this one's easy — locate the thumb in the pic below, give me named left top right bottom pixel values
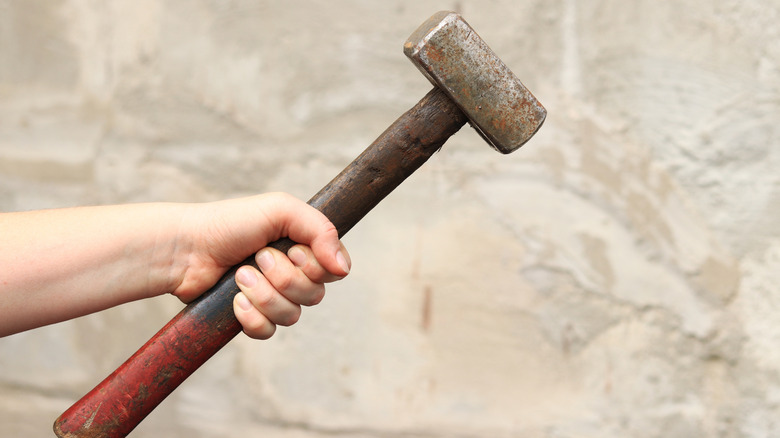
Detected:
left=251, top=193, right=349, bottom=276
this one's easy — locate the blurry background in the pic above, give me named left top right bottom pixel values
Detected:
left=1, top=1, right=779, bottom=437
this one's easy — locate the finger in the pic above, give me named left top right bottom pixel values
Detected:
left=233, top=292, right=276, bottom=340
left=287, top=244, right=350, bottom=284
left=258, top=193, right=349, bottom=277
left=256, top=247, right=326, bottom=307
left=235, top=264, right=301, bottom=326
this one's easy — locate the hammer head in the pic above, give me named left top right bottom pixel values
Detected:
left=404, top=11, right=546, bottom=154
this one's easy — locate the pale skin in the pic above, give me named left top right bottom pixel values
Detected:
left=0, top=192, right=350, bottom=339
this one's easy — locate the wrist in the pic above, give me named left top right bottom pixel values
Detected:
left=142, top=203, right=196, bottom=300
left=164, top=202, right=223, bottom=303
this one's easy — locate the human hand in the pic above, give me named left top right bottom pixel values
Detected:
left=173, top=193, right=350, bottom=339
left=233, top=241, right=349, bottom=339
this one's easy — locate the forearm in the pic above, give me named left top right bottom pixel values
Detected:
left=0, top=203, right=188, bottom=336
left=0, top=193, right=351, bottom=338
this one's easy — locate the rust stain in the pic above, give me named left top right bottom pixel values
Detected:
left=421, top=285, right=433, bottom=332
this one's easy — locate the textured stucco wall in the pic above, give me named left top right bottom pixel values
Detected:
left=1, top=1, right=779, bottom=437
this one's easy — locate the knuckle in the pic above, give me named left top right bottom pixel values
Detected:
left=304, top=285, right=326, bottom=306
left=279, top=309, right=301, bottom=327
left=239, top=314, right=276, bottom=340
left=247, top=324, right=276, bottom=340
left=271, top=192, right=298, bottom=208
left=254, top=286, right=277, bottom=308
left=274, top=191, right=294, bottom=202
left=273, top=273, right=295, bottom=294
left=320, top=219, right=339, bottom=240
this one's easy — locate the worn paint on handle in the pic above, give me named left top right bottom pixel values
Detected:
left=53, top=264, right=243, bottom=437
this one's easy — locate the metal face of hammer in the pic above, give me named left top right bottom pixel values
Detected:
left=54, top=11, right=545, bottom=438
left=405, top=11, right=546, bottom=153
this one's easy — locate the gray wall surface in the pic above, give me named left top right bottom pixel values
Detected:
left=1, top=1, right=779, bottom=437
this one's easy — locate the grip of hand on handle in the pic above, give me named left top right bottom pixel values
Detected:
left=53, top=88, right=467, bottom=438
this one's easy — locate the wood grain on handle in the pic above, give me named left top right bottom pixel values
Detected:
left=53, top=87, right=467, bottom=437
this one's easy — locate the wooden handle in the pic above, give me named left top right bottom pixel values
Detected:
left=53, top=88, right=467, bottom=438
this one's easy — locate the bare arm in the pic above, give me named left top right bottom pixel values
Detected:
left=0, top=193, right=350, bottom=337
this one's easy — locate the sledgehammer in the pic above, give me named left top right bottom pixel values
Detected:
left=54, top=11, right=545, bottom=437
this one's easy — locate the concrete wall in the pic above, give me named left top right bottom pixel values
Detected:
left=1, top=1, right=779, bottom=436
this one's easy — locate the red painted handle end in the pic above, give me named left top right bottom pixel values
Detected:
left=53, top=272, right=242, bottom=437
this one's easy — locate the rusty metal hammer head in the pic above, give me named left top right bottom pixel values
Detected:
left=404, top=11, right=546, bottom=154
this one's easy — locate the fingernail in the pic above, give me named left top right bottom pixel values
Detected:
left=257, top=250, right=275, bottom=272
left=235, top=292, right=253, bottom=311
left=236, top=267, right=258, bottom=288
left=336, top=250, right=350, bottom=274
left=288, top=246, right=307, bottom=267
